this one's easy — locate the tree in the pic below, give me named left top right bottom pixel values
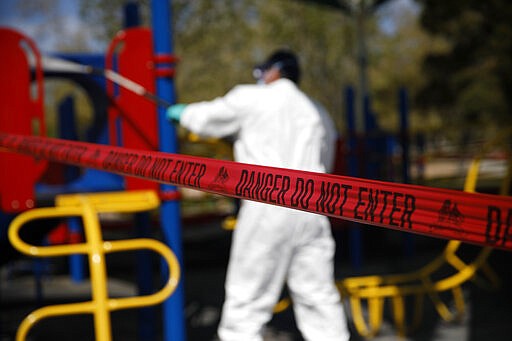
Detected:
left=369, top=0, right=448, bottom=134
left=173, top=0, right=356, bottom=131
left=76, top=0, right=443, bottom=137
left=80, top=0, right=356, bottom=131
left=415, top=0, right=512, bottom=140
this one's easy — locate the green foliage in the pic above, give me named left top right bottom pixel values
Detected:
left=369, top=2, right=448, bottom=133
left=79, top=0, right=356, bottom=131
left=74, top=0, right=446, bottom=138
left=79, top=0, right=151, bottom=44
left=416, top=0, right=512, bottom=139
left=78, top=0, right=456, bottom=138
left=172, top=0, right=355, bottom=131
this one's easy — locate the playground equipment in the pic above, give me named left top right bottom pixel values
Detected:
left=0, top=1, right=185, bottom=340
left=2, top=2, right=512, bottom=340
left=8, top=190, right=180, bottom=341
left=337, top=150, right=511, bottom=338
left=0, top=27, right=47, bottom=214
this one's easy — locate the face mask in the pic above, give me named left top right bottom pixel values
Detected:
left=253, top=67, right=266, bottom=84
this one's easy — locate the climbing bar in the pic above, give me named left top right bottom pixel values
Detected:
left=1, top=132, right=511, bottom=250
left=8, top=190, right=180, bottom=341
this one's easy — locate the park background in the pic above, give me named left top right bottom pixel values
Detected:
left=1, top=1, right=511, bottom=340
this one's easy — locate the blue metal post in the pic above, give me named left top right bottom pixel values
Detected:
left=58, top=96, right=87, bottom=283
left=399, top=87, right=410, bottom=184
left=135, top=212, right=156, bottom=341
left=363, top=95, right=378, bottom=180
left=58, top=96, right=80, bottom=182
left=150, top=1, right=186, bottom=341
left=69, top=217, right=85, bottom=282
left=399, top=87, right=414, bottom=256
left=345, top=86, right=363, bottom=271
left=346, top=86, right=357, bottom=177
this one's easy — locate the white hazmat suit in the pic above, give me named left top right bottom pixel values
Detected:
left=179, top=78, right=350, bottom=341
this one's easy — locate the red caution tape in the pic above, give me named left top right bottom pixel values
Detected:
left=1, top=132, right=512, bottom=251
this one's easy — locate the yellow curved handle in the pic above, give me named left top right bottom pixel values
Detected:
left=10, top=190, right=180, bottom=341
left=105, top=238, right=181, bottom=310
left=15, top=239, right=181, bottom=341
left=8, top=206, right=90, bottom=257
left=16, top=301, right=96, bottom=340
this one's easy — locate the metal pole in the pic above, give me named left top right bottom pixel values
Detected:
left=354, top=0, right=369, bottom=134
left=150, top=1, right=186, bottom=341
left=345, top=86, right=363, bottom=270
left=399, top=87, right=415, bottom=257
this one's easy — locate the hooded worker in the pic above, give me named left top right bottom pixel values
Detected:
left=167, top=49, right=350, bottom=341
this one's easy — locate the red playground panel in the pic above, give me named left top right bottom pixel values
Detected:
left=0, top=28, right=47, bottom=213
left=106, top=27, right=160, bottom=192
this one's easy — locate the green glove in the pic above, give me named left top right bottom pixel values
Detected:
left=166, top=104, right=187, bottom=123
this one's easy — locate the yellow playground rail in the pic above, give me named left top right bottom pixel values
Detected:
left=336, top=154, right=510, bottom=338
left=8, top=190, right=181, bottom=341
